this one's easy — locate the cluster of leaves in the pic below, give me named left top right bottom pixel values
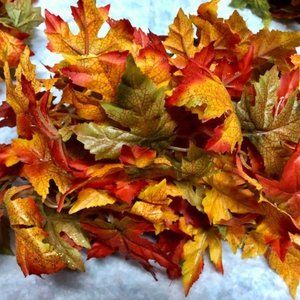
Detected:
left=0, top=0, right=43, bottom=67
left=0, top=0, right=300, bottom=297
left=231, top=0, right=300, bottom=25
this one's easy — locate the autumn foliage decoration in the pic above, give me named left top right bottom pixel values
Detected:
left=0, top=0, right=300, bottom=297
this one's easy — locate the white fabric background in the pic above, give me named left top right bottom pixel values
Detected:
left=0, top=0, right=299, bottom=299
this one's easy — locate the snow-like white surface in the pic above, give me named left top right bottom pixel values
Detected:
left=0, top=1, right=299, bottom=299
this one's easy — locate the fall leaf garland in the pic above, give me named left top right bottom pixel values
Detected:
left=0, top=0, right=300, bottom=298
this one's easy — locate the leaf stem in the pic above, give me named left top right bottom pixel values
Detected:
left=168, top=146, right=188, bottom=152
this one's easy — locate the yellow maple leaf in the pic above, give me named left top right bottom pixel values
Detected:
left=45, top=0, right=110, bottom=56
left=225, top=225, right=245, bottom=254
left=131, top=179, right=179, bottom=233
left=164, top=8, right=196, bottom=63
left=242, top=231, right=268, bottom=259
left=254, top=29, right=300, bottom=71
left=69, top=188, right=116, bottom=214
left=267, top=247, right=300, bottom=299
left=202, top=171, right=259, bottom=224
left=182, top=227, right=223, bottom=295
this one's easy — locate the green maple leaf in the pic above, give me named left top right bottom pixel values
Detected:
left=102, top=55, right=176, bottom=150
left=45, top=213, right=90, bottom=272
left=0, top=0, right=43, bottom=34
left=73, top=123, right=143, bottom=160
left=230, top=0, right=271, bottom=26
left=236, top=67, right=300, bottom=175
left=180, top=143, right=214, bottom=181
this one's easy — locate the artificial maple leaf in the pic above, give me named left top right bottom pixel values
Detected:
left=167, top=58, right=242, bottom=153
left=213, top=46, right=254, bottom=98
left=4, top=46, right=58, bottom=138
left=164, top=8, right=196, bottom=67
left=267, top=247, right=300, bottom=298
left=253, top=200, right=298, bottom=260
left=202, top=171, right=260, bottom=224
left=236, top=67, right=300, bottom=175
left=136, top=46, right=171, bottom=87
left=81, top=212, right=181, bottom=278
left=0, top=0, right=43, bottom=34
left=222, top=223, right=245, bottom=254
left=0, top=101, right=15, bottom=128
left=191, top=0, right=242, bottom=55
left=72, top=123, right=143, bottom=160
left=225, top=10, right=253, bottom=55
left=4, top=186, right=66, bottom=276
left=174, top=181, right=205, bottom=212
left=102, top=56, right=176, bottom=148
left=0, top=24, right=27, bottom=67
left=119, top=145, right=156, bottom=168
left=10, top=133, right=70, bottom=200
left=258, top=144, right=300, bottom=229
left=60, top=51, right=128, bottom=100
left=94, top=176, right=147, bottom=204
left=69, top=188, right=116, bottom=214
left=182, top=227, right=223, bottom=295
left=242, top=230, right=268, bottom=258
left=45, top=0, right=135, bottom=100
left=45, top=212, right=90, bottom=271
left=253, top=29, right=300, bottom=71
left=45, top=1, right=132, bottom=56
left=61, top=85, right=105, bottom=122
left=131, top=179, right=179, bottom=233
left=177, top=143, right=214, bottom=182
left=230, top=0, right=271, bottom=26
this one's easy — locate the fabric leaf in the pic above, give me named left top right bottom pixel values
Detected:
left=73, top=123, right=143, bottom=160
left=69, top=188, right=116, bottom=214
left=45, top=213, right=90, bottom=271
left=102, top=56, right=176, bottom=149
left=3, top=0, right=43, bottom=34
left=236, top=67, right=300, bottom=175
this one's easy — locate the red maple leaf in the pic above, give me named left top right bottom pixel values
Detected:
left=81, top=212, right=181, bottom=279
